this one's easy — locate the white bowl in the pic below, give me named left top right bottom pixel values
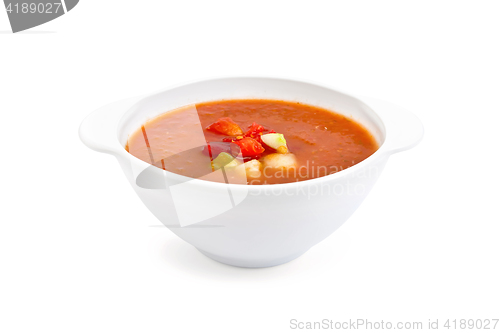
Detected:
left=79, top=77, right=423, bottom=268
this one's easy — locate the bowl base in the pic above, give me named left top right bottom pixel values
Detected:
left=196, top=248, right=308, bottom=268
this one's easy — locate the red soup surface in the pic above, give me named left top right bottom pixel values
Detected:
left=126, top=99, right=379, bottom=185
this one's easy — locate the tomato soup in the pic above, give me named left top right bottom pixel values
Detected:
left=126, top=99, right=378, bottom=185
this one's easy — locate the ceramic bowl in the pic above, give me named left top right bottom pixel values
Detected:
left=79, top=77, right=423, bottom=268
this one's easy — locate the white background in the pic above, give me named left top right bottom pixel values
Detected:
left=1, top=1, right=499, bottom=332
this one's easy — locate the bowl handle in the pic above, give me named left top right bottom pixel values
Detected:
left=360, top=96, right=424, bottom=155
left=79, top=97, right=140, bottom=155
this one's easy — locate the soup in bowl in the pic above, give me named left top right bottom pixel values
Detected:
left=79, top=77, right=423, bottom=268
left=125, top=99, right=379, bottom=185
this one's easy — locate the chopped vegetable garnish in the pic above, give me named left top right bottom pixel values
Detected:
left=206, top=117, right=243, bottom=136
left=233, top=137, right=265, bottom=158
left=211, top=152, right=241, bottom=170
left=260, top=153, right=297, bottom=169
left=261, top=133, right=288, bottom=150
left=244, top=122, right=275, bottom=144
left=245, top=122, right=266, bottom=137
left=276, top=146, right=289, bottom=154
left=243, top=159, right=262, bottom=178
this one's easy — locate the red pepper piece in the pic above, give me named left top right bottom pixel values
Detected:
left=245, top=122, right=266, bottom=138
left=233, top=137, right=265, bottom=157
left=206, top=117, right=243, bottom=136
